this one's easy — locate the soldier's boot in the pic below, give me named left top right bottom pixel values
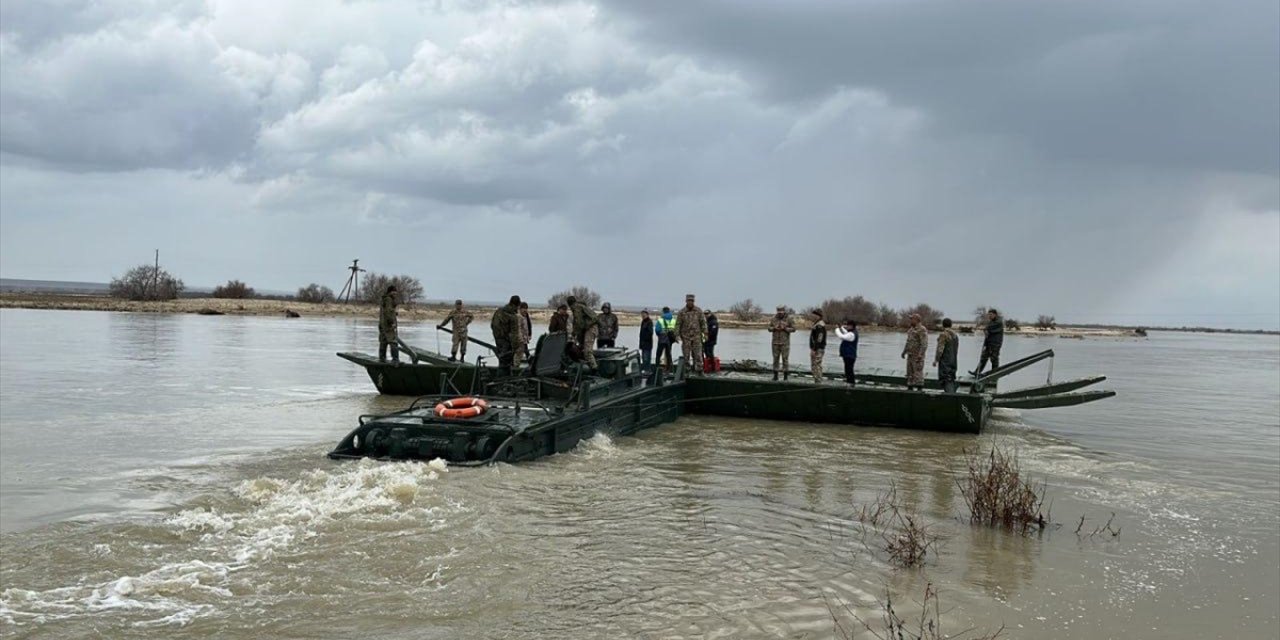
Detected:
left=772, top=370, right=779, bottom=381
left=989, top=356, right=999, bottom=371
left=390, top=342, right=401, bottom=365
left=378, top=343, right=388, bottom=362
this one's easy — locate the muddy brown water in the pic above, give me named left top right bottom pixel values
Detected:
left=1, top=309, right=1276, bottom=638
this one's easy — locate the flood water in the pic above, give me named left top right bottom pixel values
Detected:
left=1, top=308, right=1277, bottom=638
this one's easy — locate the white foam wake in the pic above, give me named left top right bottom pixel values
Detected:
left=0, top=457, right=453, bottom=628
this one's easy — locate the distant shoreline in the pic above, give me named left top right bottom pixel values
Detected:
left=0, top=292, right=1189, bottom=338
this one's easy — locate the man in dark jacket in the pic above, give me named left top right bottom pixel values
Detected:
left=490, top=295, right=523, bottom=376
left=639, top=310, right=654, bottom=372
left=974, top=309, right=1004, bottom=375
left=703, top=310, right=719, bottom=361
left=597, top=302, right=619, bottom=348
left=549, top=304, right=570, bottom=333
left=809, top=309, right=827, bottom=382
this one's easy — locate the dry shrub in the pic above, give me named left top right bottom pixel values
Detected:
left=855, top=483, right=941, bottom=568
left=957, top=445, right=1048, bottom=533
left=827, top=583, right=1003, bottom=640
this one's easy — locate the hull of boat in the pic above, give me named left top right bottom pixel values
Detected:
left=683, top=376, right=988, bottom=434
left=338, top=352, right=485, bottom=396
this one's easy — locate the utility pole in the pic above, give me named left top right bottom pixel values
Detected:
left=152, top=249, right=159, bottom=300
left=338, top=259, right=365, bottom=303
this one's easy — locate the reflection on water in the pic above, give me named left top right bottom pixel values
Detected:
left=1, top=309, right=1277, bottom=638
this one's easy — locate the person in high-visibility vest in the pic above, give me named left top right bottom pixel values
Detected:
left=654, top=306, right=677, bottom=372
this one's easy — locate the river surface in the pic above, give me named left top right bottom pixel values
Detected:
left=0, top=309, right=1276, bottom=639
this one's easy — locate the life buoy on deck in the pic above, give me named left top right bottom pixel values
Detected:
left=434, top=396, right=489, bottom=419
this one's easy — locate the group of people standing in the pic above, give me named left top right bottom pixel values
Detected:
left=376, top=286, right=1006, bottom=392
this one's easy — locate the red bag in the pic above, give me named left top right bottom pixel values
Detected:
left=703, top=357, right=721, bottom=373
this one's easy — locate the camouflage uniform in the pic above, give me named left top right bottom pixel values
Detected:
left=570, top=301, right=600, bottom=368
left=809, top=319, right=827, bottom=383
left=902, top=325, right=928, bottom=387
left=439, top=308, right=474, bottom=359
left=675, top=303, right=707, bottom=373
left=768, top=315, right=795, bottom=375
left=935, top=328, right=959, bottom=393
left=378, top=292, right=399, bottom=362
left=597, top=309, right=619, bottom=348
left=490, top=302, right=522, bottom=375
left=515, top=311, right=531, bottom=367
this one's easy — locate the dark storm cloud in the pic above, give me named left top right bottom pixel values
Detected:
left=0, top=0, right=1276, bottom=327
left=601, top=0, right=1280, bottom=175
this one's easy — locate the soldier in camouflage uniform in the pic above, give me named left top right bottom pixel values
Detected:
left=567, top=295, right=599, bottom=369
left=378, top=285, right=400, bottom=364
left=675, top=294, right=707, bottom=374
left=597, top=303, right=619, bottom=348
left=515, top=302, right=532, bottom=367
left=767, top=306, right=796, bottom=380
left=437, top=299, right=474, bottom=362
left=809, top=309, right=827, bottom=383
left=934, top=317, right=960, bottom=393
left=901, top=313, right=928, bottom=390
left=490, top=295, right=523, bottom=376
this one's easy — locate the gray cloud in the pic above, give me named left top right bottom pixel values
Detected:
left=0, top=0, right=1276, bottom=328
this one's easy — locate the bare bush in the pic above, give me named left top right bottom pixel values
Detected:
left=1003, top=318, right=1020, bottom=331
left=1035, top=315, right=1056, bottom=330
left=212, top=279, right=255, bottom=299
left=855, top=483, right=941, bottom=568
left=547, top=285, right=600, bottom=310
left=821, top=296, right=878, bottom=325
left=729, top=298, right=763, bottom=321
left=296, top=283, right=335, bottom=303
left=360, top=273, right=424, bottom=304
left=957, top=445, right=1048, bottom=533
left=827, top=583, right=1003, bottom=640
left=109, top=264, right=184, bottom=301
left=973, top=306, right=991, bottom=324
left=877, top=304, right=901, bottom=327
left=901, top=303, right=945, bottom=328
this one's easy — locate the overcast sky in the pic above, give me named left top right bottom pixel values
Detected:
left=1, top=0, right=1277, bottom=328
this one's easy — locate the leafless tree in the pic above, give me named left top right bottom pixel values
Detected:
left=296, top=283, right=336, bottom=303
left=108, top=264, right=184, bottom=301
left=547, top=285, right=601, bottom=309
left=212, top=280, right=255, bottom=299
left=360, top=273, right=424, bottom=304
left=729, top=298, right=764, bottom=321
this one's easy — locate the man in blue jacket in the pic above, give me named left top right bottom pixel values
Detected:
left=835, top=319, right=859, bottom=385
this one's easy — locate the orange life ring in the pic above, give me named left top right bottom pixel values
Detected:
left=434, top=397, right=489, bottom=419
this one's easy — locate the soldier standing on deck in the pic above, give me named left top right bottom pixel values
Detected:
left=597, top=303, right=619, bottom=348
left=974, top=308, right=1004, bottom=375
left=809, top=309, right=827, bottom=383
left=675, top=294, right=707, bottom=374
left=437, top=299, right=474, bottom=362
left=515, top=302, right=532, bottom=368
left=703, top=310, right=719, bottom=362
left=568, top=295, right=599, bottom=370
left=768, top=306, right=796, bottom=380
left=901, top=313, right=928, bottom=391
left=934, top=317, right=960, bottom=393
left=378, top=285, right=400, bottom=364
left=490, top=295, right=523, bottom=376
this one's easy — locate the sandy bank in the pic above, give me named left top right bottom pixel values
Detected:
left=0, top=292, right=1141, bottom=339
